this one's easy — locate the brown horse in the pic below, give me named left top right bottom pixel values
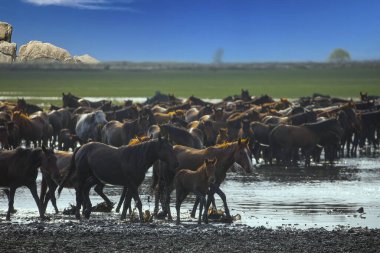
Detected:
left=12, top=111, right=50, bottom=147
left=57, top=135, right=178, bottom=220
left=101, top=115, right=150, bottom=147
left=175, top=158, right=217, bottom=225
left=0, top=146, right=56, bottom=220
left=269, top=118, right=343, bottom=166
left=154, top=138, right=253, bottom=221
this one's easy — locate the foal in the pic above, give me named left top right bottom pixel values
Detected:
left=174, top=158, right=217, bottom=225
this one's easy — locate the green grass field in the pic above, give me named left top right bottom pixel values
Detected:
left=0, top=66, right=379, bottom=106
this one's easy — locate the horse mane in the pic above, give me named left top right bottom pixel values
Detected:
left=13, top=111, right=30, bottom=120
left=128, top=136, right=150, bottom=146
left=214, top=141, right=237, bottom=149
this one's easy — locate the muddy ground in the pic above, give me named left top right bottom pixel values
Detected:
left=0, top=219, right=379, bottom=252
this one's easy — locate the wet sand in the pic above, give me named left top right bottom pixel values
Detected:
left=1, top=220, right=379, bottom=252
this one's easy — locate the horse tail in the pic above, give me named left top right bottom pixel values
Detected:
left=57, top=146, right=79, bottom=197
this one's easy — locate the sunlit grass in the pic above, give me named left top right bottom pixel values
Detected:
left=0, top=66, right=379, bottom=106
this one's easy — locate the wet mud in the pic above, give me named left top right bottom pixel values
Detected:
left=1, top=156, right=380, bottom=251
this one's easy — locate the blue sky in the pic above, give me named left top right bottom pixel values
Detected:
left=2, top=0, right=380, bottom=62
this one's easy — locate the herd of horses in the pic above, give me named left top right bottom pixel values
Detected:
left=0, top=90, right=379, bottom=224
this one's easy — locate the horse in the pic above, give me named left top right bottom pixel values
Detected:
left=57, top=135, right=178, bottom=220
left=175, top=158, right=217, bottom=225
left=75, top=110, right=108, bottom=143
left=0, top=146, right=56, bottom=220
left=104, top=105, right=139, bottom=122
left=39, top=150, right=113, bottom=214
left=62, top=92, right=81, bottom=108
left=58, top=129, right=80, bottom=151
left=269, top=118, right=343, bottom=166
left=101, top=115, right=151, bottom=147
left=250, top=122, right=276, bottom=163
left=216, top=128, right=229, bottom=144
left=15, top=98, right=43, bottom=115
left=12, top=111, right=50, bottom=147
left=159, top=124, right=203, bottom=149
left=153, top=139, right=254, bottom=221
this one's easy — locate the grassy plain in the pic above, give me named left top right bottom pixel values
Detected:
left=0, top=65, right=379, bottom=106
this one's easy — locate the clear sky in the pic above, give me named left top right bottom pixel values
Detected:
left=1, top=0, right=380, bottom=62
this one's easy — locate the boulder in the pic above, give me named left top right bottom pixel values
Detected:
left=73, top=54, right=100, bottom=64
left=18, top=40, right=72, bottom=63
left=0, top=41, right=17, bottom=63
left=0, top=22, right=13, bottom=42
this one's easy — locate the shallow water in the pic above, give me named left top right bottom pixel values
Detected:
left=1, top=155, right=379, bottom=230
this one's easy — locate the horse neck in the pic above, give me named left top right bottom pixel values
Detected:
left=208, top=144, right=236, bottom=173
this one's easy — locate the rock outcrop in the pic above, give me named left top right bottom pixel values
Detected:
left=0, top=22, right=12, bottom=42
left=73, top=54, right=100, bottom=64
left=18, top=41, right=73, bottom=63
left=0, top=41, right=17, bottom=62
left=0, top=21, right=100, bottom=64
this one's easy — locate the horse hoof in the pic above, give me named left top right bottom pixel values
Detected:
left=120, top=214, right=126, bottom=220
left=190, top=213, right=196, bottom=219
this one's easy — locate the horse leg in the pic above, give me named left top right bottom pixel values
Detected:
left=44, top=176, right=59, bottom=214
left=116, top=187, right=127, bottom=213
left=190, top=196, right=200, bottom=218
left=175, top=189, right=187, bottom=225
left=94, top=183, right=113, bottom=210
left=195, top=192, right=206, bottom=225
left=27, top=183, right=46, bottom=220
left=153, top=185, right=160, bottom=216
left=6, top=186, right=16, bottom=221
left=3, top=189, right=16, bottom=213
left=83, top=179, right=96, bottom=219
left=75, top=186, right=83, bottom=220
left=120, top=189, right=132, bottom=220
left=131, top=190, right=143, bottom=221
left=213, top=185, right=232, bottom=221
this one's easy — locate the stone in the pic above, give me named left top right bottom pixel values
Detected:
left=73, top=54, right=100, bottom=64
left=18, top=40, right=72, bottom=63
left=0, top=22, right=13, bottom=42
left=0, top=41, right=17, bottom=63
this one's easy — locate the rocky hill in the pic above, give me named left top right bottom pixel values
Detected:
left=0, top=21, right=99, bottom=64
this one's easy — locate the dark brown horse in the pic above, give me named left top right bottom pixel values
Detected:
left=15, top=98, right=43, bottom=115
left=0, top=146, right=56, bottom=220
left=101, top=116, right=151, bottom=147
left=12, top=111, right=50, bottom=147
left=57, top=136, right=178, bottom=220
left=269, top=118, right=343, bottom=166
left=62, top=92, right=81, bottom=108
left=175, top=158, right=217, bottom=225
left=154, top=139, right=253, bottom=221
left=40, top=150, right=113, bottom=214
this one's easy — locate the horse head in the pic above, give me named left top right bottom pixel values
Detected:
left=204, top=158, right=217, bottom=184
left=39, top=146, right=58, bottom=176
left=233, top=138, right=254, bottom=174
